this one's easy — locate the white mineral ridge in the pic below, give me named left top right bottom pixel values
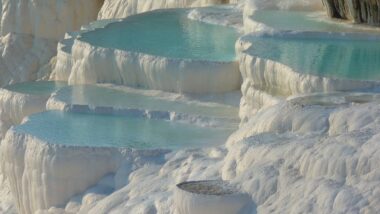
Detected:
left=0, top=0, right=105, bottom=86
left=51, top=40, right=241, bottom=94
left=187, top=5, right=244, bottom=30
left=1, top=0, right=103, bottom=40
left=0, top=88, right=48, bottom=137
left=245, top=0, right=323, bottom=12
left=222, top=101, right=380, bottom=213
left=97, top=0, right=233, bottom=19
left=174, top=181, right=254, bottom=214
left=243, top=0, right=324, bottom=33
left=1, top=131, right=125, bottom=214
left=0, top=174, right=15, bottom=214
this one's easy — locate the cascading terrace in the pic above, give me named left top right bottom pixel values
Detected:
left=1, top=0, right=380, bottom=213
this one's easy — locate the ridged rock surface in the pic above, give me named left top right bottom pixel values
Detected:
left=322, top=0, right=380, bottom=25
left=1, top=0, right=104, bottom=40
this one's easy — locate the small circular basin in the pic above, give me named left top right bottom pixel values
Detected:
left=175, top=180, right=253, bottom=214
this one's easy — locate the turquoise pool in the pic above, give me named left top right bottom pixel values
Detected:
left=3, top=81, right=67, bottom=95
left=14, top=111, right=234, bottom=149
left=54, top=85, right=238, bottom=119
left=251, top=10, right=379, bottom=33
left=79, top=9, right=240, bottom=61
left=247, top=35, right=380, bottom=80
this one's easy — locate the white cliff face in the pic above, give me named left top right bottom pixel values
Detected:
left=1, top=0, right=104, bottom=40
left=0, top=33, right=56, bottom=87
left=0, top=0, right=105, bottom=86
left=97, top=0, right=232, bottom=19
left=0, top=174, right=15, bottom=214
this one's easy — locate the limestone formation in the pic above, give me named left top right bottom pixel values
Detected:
left=322, top=0, right=380, bottom=25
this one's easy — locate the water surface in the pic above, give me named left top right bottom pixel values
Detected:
left=248, top=36, right=380, bottom=80
left=15, top=111, right=234, bottom=149
left=54, top=85, right=238, bottom=119
left=80, top=9, right=239, bottom=61
left=252, top=10, right=380, bottom=33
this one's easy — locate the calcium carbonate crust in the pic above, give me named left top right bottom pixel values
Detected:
left=1, top=0, right=104, bottom=40
left=97, top=0, right=235, bottom=20
left=0, top=88, right=49, bottom=137
left=4, top=98, right=380, bottom=213
left=52, top=38, right=241, bottom=94
left=237, top=24, right=380, bottom=122
left=0, top=33, right=57, bottom=87
left=1, top=129, right=173, bottom=214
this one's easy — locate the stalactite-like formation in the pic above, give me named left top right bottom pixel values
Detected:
left=322, top=0, right=380, bottom=25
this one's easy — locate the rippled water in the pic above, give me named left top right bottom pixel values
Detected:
left=80, top=9, right=239, bottom=61
left=14, top=111, right=234, bottom=149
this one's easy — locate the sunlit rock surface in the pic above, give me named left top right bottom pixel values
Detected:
left=1, top=131, right=125, bottom=214
left=0, top=0, right=104, bottom=86
left=97, top=0, right=234, bottom=19
left=0, top=33, right=56, bottom=87
left=1, top=0, right=104, bottom=40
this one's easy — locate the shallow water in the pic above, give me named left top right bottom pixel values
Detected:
left=251, top=10, right=380, bottom=33
left=3, top=81, right=67, bottom=95
left=79, top=9, right=239, bottom=61
left=248, top=36, right=380, bottom=80
left=54, top=85, right=238, bottom=119
left=15, top=111, right=234, bottom=149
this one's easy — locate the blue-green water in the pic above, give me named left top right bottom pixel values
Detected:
left=14, top=111, right=234, bottom=149
left=79, top=9, right=239, bottom=61
left=247, top=36, right=380, bottom=80
left=3, top=81, right=67, bottom=95
left=251, top=10, right=378, bottom=32
left=55, top=85, right=238, bottom=119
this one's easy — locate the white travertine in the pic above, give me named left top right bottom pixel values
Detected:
left=52, top=39, right=241, bottom=94
left=97, top=0, right=234, bottom=19
left=1, top=0, right=104, bottom=40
